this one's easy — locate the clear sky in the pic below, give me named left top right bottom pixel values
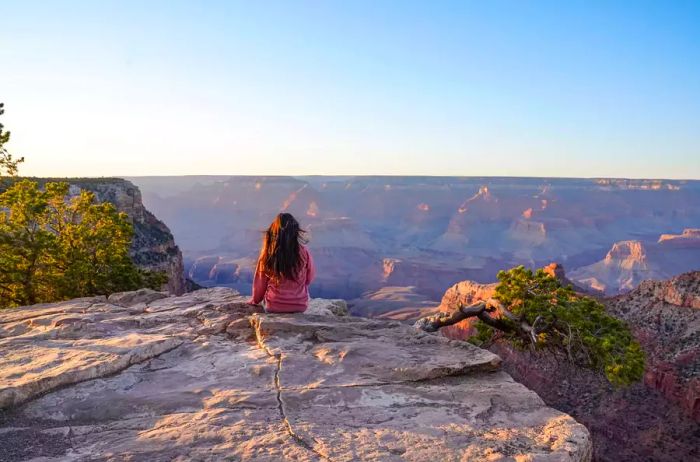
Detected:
left=2, top=1, right=699, bottom=179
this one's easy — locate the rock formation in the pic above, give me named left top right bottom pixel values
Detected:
left=435, top=279, right=498, bottom=339
left=1, top=288, right=591, bottom=461
left=606, top=271, right=700, bottom=419
left=433, top=268, right=700, bottom=461
left=571, top=233, right=700, bottom=294
left=658, top=228, right=700, bottom=247
left=76, top=179, right=186, bottom=295
left=569, top=241, right=657, bottom=293
left=130, top=175, right=700, bottom=300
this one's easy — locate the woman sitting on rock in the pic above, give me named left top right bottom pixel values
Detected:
left=248, top=212, right=316, bottom=313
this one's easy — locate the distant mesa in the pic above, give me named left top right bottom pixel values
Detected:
left=189, top=256, right=221, bottom=281
left=457, top=185, right=497, bottom=215
left=658, top=228, right=700, bottom=246
left=306, top=201, right=320, bottom=217
left=571, top=232, right=700, bottom=295
left=594, top=178, right=682, bottom=190
left=187, top=256, right=255, bottom=288
left=604, top=240, right=649, bottom=267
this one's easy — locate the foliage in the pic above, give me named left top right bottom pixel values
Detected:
left=0, top=180, right=166, bottom=307
left=0, top=103, right=24, bottom=177
left=470, top=266, right=645, bottom=387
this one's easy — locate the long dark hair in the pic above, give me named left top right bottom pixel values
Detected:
left=257, top=213, right=308, bottom=282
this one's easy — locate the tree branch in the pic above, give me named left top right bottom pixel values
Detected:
left=414, top=297, right=534, bottom=344
left=414, top=301, right=490, bottom=332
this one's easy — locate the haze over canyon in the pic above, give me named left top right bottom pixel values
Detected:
left=128, top=176, right=700, bottom=316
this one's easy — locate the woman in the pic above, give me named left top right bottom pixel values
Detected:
left=248, top=213, right=315, bottom=313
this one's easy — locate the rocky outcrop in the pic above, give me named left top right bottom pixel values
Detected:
left=71, top=179, right=187, bottom=295
left=436, top=280, right=498, bottom=339
left=380, top=258, right=501, bottom=300
left=570, top=241, right=657, bottom=294
left=434, top=269, right=700, bottom=461
left=509, top=219, right=547, bottom=245
left=606, top=272, right=700, bottom=419
left=542, top=263, right=602, bottom=296
left=0, top=289, right=591, bottom=461
left=436, top=265, right=595, bottom=336
left=658, top=228, right=700, bottom=247
left=571, top=232, right=700, bottom=295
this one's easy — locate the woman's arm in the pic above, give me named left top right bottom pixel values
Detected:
left=305, top=248, right=316, bottom=286
left=249, top=265, right=269, bottom=305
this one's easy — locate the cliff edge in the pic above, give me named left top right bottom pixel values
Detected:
left=5, top=178, right=187, bottom=295
left=0, top=289, right=590, bottom=461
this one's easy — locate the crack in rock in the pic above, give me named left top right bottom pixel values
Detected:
left=250, top=316, right=334, bottom=462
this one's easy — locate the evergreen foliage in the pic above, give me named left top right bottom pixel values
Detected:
left=471, top=266, right=645, bottom=386
left=0, top=180, right=166, bottom=308
left=0, top=103, right=24, bottom=177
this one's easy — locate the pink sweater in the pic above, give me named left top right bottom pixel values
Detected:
left=248, top=245, right=315, bottom=313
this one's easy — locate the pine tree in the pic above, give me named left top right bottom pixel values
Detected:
left=0, top=181, right=166, bottom=307
left=417, top=266, right=645, bottom=386
left=0, top=180, right=59, bottom=305
left=0, top=103, right=25, bottom=178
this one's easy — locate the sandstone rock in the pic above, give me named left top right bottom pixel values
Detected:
left=0, top=288, right=591, bottom=461
left=188, top=255, right=221, bottom=281
left=658, top=228, right=700, bottom=246
left=107, top=288, right=169, bottom=307
left=571, top=232, right=700, bottom=295
left=305, top=298, right=348, bottom=316
left=606, top=271, right=700, bottom=419
left=437, top=279, right=498, bottom=339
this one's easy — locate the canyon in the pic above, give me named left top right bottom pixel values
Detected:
left=128, top=176, right=700, bottom=312
left=1, top=176, right=698, bottom=460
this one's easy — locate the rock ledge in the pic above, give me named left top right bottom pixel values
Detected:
left=1, top=288, right=591, bottom=461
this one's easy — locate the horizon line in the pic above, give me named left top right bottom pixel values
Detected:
left=104, top=173, right=700, bottom=182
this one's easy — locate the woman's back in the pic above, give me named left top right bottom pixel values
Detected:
left=254, top=245, right=314, bottom=312
left=248, top=213, right=315, bottom=313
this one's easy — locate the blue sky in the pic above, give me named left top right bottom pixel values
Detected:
left=2, top=1, right=699, bottom=178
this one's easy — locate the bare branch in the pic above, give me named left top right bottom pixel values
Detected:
left=414, top=301, right=489, bottom=332
left=414, top=298, right=522, bottom=337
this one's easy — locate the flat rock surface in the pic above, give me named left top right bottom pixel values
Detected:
left=0, top=288, right=591, bottom=461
